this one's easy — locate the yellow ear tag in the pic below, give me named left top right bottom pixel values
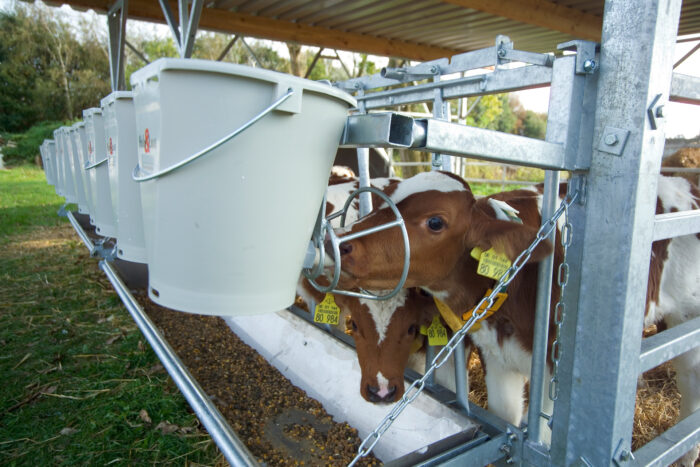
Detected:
left=425, top=315, right=449, bottom=346
left=470, top=247, right=483, bottom=260
left=476, top=248, right=512, bottom=280
left=314, top=293, right=340, bottom=325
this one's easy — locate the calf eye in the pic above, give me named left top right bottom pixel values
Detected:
left=407, top=324, right=417, bottom=336
left=427, top=216, right=445, bottom=232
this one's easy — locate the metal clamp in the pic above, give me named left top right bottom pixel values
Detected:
left=132, top=88, right=295, bottom=182
left=84, top=158, right=108, bottom=170
left=303, top=186, right=410, bottom=301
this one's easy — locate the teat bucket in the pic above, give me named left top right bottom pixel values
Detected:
left=130, top=58, right=355, bottom=316
left=100, top=92, right=147, bottom=262
left=68, top=123, right=90, bottom=215
left=83, top=108, right=118, bottom=238
left=57, top=127, right=78, bottom=204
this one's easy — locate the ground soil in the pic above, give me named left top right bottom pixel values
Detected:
left=140, top=296, right=380, bottom=466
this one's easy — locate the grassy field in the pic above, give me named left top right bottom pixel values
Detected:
left=0, top=166, right=220, bottom=465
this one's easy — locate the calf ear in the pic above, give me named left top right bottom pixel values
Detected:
left=463, top=207, right=553, bottom=264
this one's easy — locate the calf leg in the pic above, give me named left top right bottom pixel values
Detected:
left=484, top=359, right=526, bottom=427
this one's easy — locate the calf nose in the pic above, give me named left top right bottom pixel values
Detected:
left=367, top=384, right=397, bottom=403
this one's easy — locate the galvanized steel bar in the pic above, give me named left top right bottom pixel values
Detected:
left=526, top=170, right=559, bottom=444
left=639, top=315, right=700, bottom=373
left=356, top=65, right=552, bottom=110
left=67, top=211, right=96, bottom=256
left=653, top=210, right=700, bottom=241
left=421, top=432, right=508, bottom=466
left=631, top=409, right=700, bottom=467
left=99, top=260, right=259, bottom=467
left=357, top=148, right=372, bottom=215
left=670, top=73, right=700, bottom=105
left=420, top=119, right=566, bottom=169
left=452, top=339, right=469, bottom=414
left=550, top=1, right=684, bottom=466
left=107, top=0, right=127, bottom=91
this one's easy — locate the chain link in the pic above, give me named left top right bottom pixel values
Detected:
left=548, top=183, right=576, bottom=403
left=349, top=185, right=580, bottom=466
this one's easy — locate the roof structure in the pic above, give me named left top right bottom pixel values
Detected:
left=49, top=0, right=700, bottom=61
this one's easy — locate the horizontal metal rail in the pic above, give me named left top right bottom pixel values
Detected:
left=639, top=315, right=700, bottom=373
left=420, top=119, right=566, bottom=169
left=670, top=73, right=700, bottom=105
left=652, top=209, right=700, bottom=241
left=357, top=65, right=552, bottom=111
left=341, top=114, right=568, bottom=170
left=99, top=260, right=258, bottom=467
left=416, top=432, right=509, bottom=467
left=632, top=409, right=700, bottom=466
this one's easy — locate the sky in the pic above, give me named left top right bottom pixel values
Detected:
left=1, top=0, right=698, bottom=138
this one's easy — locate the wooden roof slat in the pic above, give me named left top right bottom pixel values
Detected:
left=337, top=2, right=460, bottom=33
left=440, top=0, right=602, bottom=41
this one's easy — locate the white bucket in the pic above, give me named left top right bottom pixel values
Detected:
left=68, top=123, right=89, bottom=214
left=72, top=122, right=94, bottom=217
left=57, top=127, right=78, bottom=204
left=130, top=58, right=355, bottom=315
left=83, top=108, right=118, bottom=238
left=52, top=130, right=64, bottom=196
left=100, top=91, right=148, bottom=263
left=40, top=140, right=56, bottom=186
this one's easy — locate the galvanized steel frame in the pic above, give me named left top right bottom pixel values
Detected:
left=98, top=0, right=700, bottom=465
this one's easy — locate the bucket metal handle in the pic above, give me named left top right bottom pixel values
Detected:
left=84, top=158, right=108, bottom=170
left=132, top=88, right=295, bottom=182
left=303, top=186, right=411, bottom=301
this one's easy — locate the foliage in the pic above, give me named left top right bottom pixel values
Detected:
left=0, top=166, right=220, bottom=465
left=2, top=121, right=66, bottom=166
left=0, top=5, right=110, bottom=132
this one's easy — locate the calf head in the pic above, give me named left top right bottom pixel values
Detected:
left=332, top=171, right=553, bottom=291
left=345, top=288, right=435, bottom=403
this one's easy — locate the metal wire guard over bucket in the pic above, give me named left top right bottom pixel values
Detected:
left=303, top=186, right=410, bottom=300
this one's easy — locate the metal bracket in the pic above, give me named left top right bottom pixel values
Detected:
left=572, top=456, right=594, bottom=467
left=647, top=93, right=665, bottom=130
left=57, top=203, right=69, bottom=217
left=558, top=40, right=600, bottom=75
left=612, top=438, right=635, bottom=466
left=499, top=426, right=523, bottom=465
left=597, top=126, right=630, bottom=156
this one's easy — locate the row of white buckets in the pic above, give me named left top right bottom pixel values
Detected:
left=41, top=58, right=356, bottom=315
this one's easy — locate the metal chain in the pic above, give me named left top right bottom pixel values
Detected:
left=348, top=185, right=580, bottom=467
left=548, top=183, right=576, bottom=402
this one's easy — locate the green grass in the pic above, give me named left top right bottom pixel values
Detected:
left=0, top=166, right=220, bottom=465
left=0, top=165, right=67, bottom=240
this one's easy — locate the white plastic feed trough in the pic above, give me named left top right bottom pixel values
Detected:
left=73, top=122, right=94, bottom=219
left=58, top=127, right=78, bottom=205
left=130, top=58, right=356, bottom=315
left=101, top=92, right=148, bottom=262
left=52, top=129, right=65, bottom=197
left=83, top=108, right=118, bottom=237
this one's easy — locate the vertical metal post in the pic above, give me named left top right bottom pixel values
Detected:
left=431, top=72, right=451, bottom=171
left=107, top=0, right=128, bottom=91
left=453, top=338, right=469, bottom=414
left=551, top=1, right=683, bottom=465
left=180, top=0, right=203, bottom=59
left=356, top=93, right=373, bottom=216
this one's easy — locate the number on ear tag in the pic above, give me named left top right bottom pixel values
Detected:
left=425, top=315, right=448, bottom=346
left=314, top=293, right=340, bottom=325
left=476, top=248, right=511, bottom=280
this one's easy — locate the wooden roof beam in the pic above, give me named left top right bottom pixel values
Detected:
left=440, top=0, right=602, bottom=42
left=53, top=0, right=460, bottom=61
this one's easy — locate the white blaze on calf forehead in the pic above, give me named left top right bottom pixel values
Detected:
left=359, top=290, right=407, bottom=344
left=387, top=171, right=467, bottom=206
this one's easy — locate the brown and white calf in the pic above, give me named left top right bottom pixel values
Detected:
left=330, top=171, right=699, bottom=464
